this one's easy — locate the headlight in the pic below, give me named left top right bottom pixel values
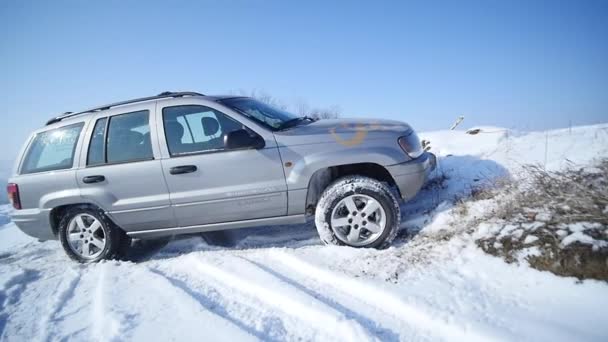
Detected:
left=398, top=132, right=423, bottom=158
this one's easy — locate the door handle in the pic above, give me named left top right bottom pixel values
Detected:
left=83, top=175, right=105, bottom=184
left=170, top=165, right=198, bottom=175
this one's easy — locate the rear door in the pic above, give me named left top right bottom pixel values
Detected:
left=76, top=103, right=175, bottom=232
left=157, top=101, right=287, bottom=227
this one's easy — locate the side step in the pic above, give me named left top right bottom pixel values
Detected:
left=126, top=214, right=307, bottom=239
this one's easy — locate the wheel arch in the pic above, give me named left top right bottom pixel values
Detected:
left=49, top=202, right=109, bottom=236
left=304, top=162, right=399, bottom=215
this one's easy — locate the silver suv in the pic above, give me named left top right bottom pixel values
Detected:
left=7, top=91, right=436, bottom=262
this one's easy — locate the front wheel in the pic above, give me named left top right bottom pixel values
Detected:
left=58, top=207, right=129, bottom=263
left=314, top=176, right=400, bottom=248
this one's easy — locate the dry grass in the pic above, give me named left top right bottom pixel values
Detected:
left=471, top=160, right=608, bottom=281
left=501, top=161, right=608, bottom=225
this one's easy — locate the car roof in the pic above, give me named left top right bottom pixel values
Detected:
left=44, top=91, right=242, bottom=128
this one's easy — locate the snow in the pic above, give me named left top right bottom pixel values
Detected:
left=523, top=235, right=539, bottom=244
left=425, top=124, right=608, bottom=172
left=1, top=123, right=608, bottom=341
left=562, top=228, right=608, bottom=251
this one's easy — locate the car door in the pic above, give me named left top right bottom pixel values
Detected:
left=158, top=102, right=287, bottom=227
left=76, top=104, right=176, bottom=232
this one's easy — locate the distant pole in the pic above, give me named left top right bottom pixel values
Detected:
left=505, top=129, right=510, bottom=161
left=544, top=130, right=549, bottom=169
left=450, top=116, right=464, bottom=130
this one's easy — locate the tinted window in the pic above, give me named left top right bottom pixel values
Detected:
left=106, top=110, right=153, bottom=164
left=21, top=123, right=84, bottom=174
left=87, top=117, right=107, bottom=166
left=163, top=105, right=243, bottom=156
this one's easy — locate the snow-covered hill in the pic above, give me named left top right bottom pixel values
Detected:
left=1, top=124, right=607, bottom=341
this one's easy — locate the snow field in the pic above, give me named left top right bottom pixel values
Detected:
left=1, top=123, right=608, bottom=341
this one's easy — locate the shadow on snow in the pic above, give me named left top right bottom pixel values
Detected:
left=128, top=155, right=509, bottom=261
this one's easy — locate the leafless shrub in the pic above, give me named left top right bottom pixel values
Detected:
left=518, top=162, right=608, bottom=225
left=472, top=159, right=608, bottom=280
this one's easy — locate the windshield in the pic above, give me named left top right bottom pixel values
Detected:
left=219, top=97, right=300, bottom=131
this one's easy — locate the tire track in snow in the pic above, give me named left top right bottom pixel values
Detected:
left=238, top=256, right=400, bottom=342
left=145, top=266, right=266, bottom=340
left=0, top=243, right=54, bottom=267
left=104, top=263, right=257, bottom=342
left=0, top=268, right=40, bottom=310
left=151, top=262, right=291, bottom=341
left=267, top=251, right=501, bottom=342
left=182, top=254, right=375, bottom=341
left=36, top=267, right=82, bottom=342
left=0, top=267, right=41, bottom=340
left=91, top=263, right=122, bottom=342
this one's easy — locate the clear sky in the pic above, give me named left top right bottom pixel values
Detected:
left=1, top=0, right=607, bottom=161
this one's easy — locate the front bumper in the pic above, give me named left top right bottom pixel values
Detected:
left=386, top=152, right=437, bottom=201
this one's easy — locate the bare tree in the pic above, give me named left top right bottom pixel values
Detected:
left=236, top=89, right=288, bottom=110
left=306, top=105, right=341, bottom=120
left=294, top=99, right=340, bottom=119
left=236, top=89, right=340, bottom=120
left=295, top=100, right=311, bottom=117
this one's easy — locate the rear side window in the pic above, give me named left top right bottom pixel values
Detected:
left=87, top=117, right=107, bottom=166
left=86, top=110, right=153, bottom=166
left=21, top=123, right=84, bottom=174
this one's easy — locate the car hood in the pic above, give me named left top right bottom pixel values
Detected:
left=273, top=118, right=412, bottom=146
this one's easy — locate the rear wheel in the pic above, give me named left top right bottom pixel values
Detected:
left=58, top=207, right=129, bottom=263
left=314, top=176, right=400, bottom=248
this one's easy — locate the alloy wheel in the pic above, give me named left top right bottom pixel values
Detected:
left=66, top=213, right=107, bottom=259
left=330, top=194, right=387, bottom=246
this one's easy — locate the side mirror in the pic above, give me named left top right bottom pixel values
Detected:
left=224, top=129, right=265, bottom=150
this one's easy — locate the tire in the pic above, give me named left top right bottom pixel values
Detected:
left=314, top=176, right=400, bottom=249
left=58, top=206, right=130, bottom=263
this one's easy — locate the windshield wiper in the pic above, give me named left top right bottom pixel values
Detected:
left=278, top=116, right=316, bottom=131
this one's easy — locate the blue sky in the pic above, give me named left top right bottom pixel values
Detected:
left=0, top=0, right=607, bottom=161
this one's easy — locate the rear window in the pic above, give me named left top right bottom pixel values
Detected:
left=21, top=123, right=84, bottom=174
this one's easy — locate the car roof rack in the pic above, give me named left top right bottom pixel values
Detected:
left=45, top=91, right=205, bottom=125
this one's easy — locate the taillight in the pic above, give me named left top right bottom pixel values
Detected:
left=7, top=183, right=21, bottom=210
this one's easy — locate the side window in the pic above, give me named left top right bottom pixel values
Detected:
left=21, top=123, right=84, bottom=174
left=87, top=117, right=107, bottom=166
left=163, top=105, right=244, bottom=156
left=86, top=110, right=153, bottom=166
